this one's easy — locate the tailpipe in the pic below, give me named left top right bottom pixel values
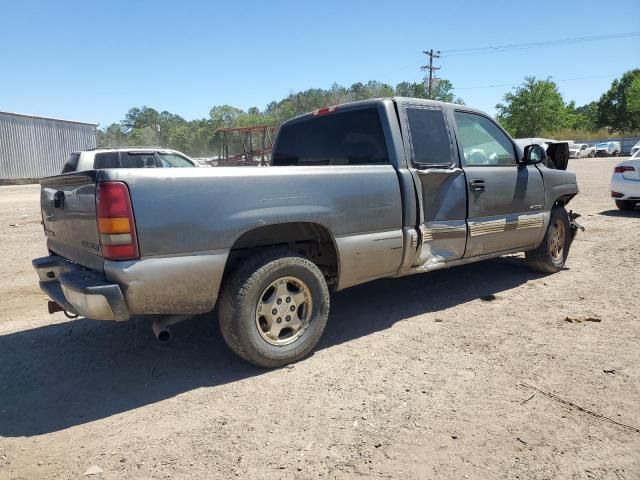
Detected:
left=151, top=315, right=192, bottom=344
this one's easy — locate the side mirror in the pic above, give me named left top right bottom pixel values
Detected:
left=521, top=144, right=546, bottom=165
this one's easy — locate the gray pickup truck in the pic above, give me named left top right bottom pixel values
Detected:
left=33, top=98, right=580, bottom=367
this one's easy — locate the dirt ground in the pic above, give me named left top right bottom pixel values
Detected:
left=0, top=158, right=638, bottom=480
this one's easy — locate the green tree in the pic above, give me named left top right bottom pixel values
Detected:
left=496, top=77, right=567, bottom=137
left=97, top=123, right=129, bottom=147
left=394, top=79, right=463, bottom=104
left=122, top=106, right=160, bottom=132
left=573, top=101, right=599, bottom=131
left=597, top=69, right=640, bottom=132
left=209, top=105, right=245, bottom=129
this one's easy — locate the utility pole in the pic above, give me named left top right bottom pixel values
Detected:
left=421, top=49, right=441, bottom=99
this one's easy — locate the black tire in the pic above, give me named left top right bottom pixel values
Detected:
left=526, top=207, right=572, bottom=273
left=615, top=199, right=635, bottom=210
left=218, top=250, right=330, bottom=368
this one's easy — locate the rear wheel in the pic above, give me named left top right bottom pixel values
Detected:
left=616, top=199, right=636, bottom=210
left=218, top=250, right=330, bottom=368
left=526, top=207, right=571, bottom=273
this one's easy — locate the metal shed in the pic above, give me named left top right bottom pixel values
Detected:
left=0, top=111, right=97, bottom=181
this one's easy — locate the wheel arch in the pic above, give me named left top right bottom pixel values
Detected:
left=553, top=193, right=576, bottom=207
left=223, top=221, right=340, bottom=288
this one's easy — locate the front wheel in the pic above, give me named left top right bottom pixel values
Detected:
left=218, top=250, right=330, bottom=368
left=526, top=207, right=571, bottom=273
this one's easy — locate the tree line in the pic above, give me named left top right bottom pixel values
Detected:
left=496, top=69, right=640, bottom=138
left=98, top=69, right=640, bottom=156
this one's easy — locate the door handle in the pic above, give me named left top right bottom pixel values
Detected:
left=469, top=179, right=486, bottom=191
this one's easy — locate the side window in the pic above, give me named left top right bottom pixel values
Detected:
left=94, top=152, right=121, bottom=169
left=128, top=153, right=158, bottom=168
left=61, top=153, right=80, bottom=173
left=454, top=111, right=516, bottom=166
left=272, top=108, right=389, bottom=166
left=156, top=153, right=194, bottom=167
left=406, top=107, right=453, bottom=166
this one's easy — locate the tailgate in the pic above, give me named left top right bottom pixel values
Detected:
left=40, top=171, right=104, bottom=271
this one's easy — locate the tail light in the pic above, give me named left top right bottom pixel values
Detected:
left=96, top=181, right=139, bottom=260
left=614, top=165, right=635, bottom=173
left=312, top=105, right=338, bottom=116
left=611, top=192, right=624, bottom=198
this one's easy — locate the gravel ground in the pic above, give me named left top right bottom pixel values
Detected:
left=0, top=158, right=638, bottom=479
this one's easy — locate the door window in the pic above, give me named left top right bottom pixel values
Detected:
left=406, top=107, right=453, bottom=167
left=454, top=112, right=516, bottom=166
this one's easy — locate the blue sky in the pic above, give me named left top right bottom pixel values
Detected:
left=1, top=0, right=638, bottom=127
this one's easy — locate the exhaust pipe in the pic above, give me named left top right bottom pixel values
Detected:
left=151, top=315, right=192, bottom=343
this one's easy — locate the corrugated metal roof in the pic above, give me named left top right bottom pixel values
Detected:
left=0, top=110, right=98, bottom=126
left=0, top=111, right=97, bottom=179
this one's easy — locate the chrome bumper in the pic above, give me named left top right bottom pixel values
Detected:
left=32, top=255, right=130, bottom=321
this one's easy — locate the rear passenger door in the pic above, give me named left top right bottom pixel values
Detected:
left=400, top=101, right=467, bottom=267
left=451, top=110, right=545, bottom=258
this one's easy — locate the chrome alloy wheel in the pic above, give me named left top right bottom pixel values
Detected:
left=549, top=219, right=566, bottom=262
left=255, top=276, right=313, bottom=346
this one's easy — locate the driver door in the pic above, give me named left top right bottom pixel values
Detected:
left=451, top=111, right=545, bottom=258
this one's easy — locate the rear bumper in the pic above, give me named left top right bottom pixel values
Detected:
left=32, top=255, right=130, bottom=321
left=611, top=174, right=640, bottom=200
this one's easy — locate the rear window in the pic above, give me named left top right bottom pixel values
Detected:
left=272, top=108, right=389, bottom=166
left=61, top=153, right=80, bottom=173
left=406, top=107, right=453, bottom=166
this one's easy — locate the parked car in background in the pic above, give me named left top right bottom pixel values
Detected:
left=595, top=141, right=621, bottom=157
left=33, top=98, right=581, bottom=367
left=630, top=140, right=640, bottom=157
left=569, top=143, right=596, bottom=158
left=61, top=147, right=196, bottom=173
left=611, top=152, right=640, bottom=210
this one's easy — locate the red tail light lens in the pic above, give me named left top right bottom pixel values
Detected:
left=611, top=191, right=624, bottom=198
left=96, top=181, right=139, bottom=260
left=614, top=165, right=635, bottom=173
left=312, top=105, right=338, bottom=116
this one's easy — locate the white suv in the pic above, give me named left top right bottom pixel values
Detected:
left=61, top=147, right=196, bottom=173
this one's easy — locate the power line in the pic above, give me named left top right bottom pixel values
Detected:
left=420, top=49, right=441, bottom=98
left=442, top=31, right=640, bottom=57
left=454, top=74, right=617, bottom=91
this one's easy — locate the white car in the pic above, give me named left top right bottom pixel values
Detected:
left=595, top=141, right=621, bottom=157
left=630, top=140, right=640, bottom=157
left=611, top=151, right=640, bottom=210
left=61, top=147, right=196, bottom=173
left=569, top=143, right=595, bottom=158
